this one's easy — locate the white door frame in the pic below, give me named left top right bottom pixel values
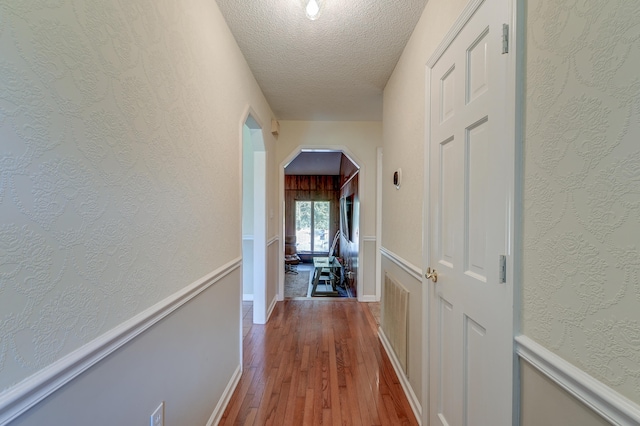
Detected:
left=421, top=0, right=522, bottom=423
left=278, top=146, right=365, bottom=301
left=241, top=109, right=268, bottom=325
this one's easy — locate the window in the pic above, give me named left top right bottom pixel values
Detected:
left=295, top=201, right=330, bottom=253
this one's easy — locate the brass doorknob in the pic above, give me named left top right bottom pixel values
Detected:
left=426, top=267, right=438, bottom=283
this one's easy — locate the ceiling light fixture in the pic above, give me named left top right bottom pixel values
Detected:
left=305, top=0, right=321, bottom=20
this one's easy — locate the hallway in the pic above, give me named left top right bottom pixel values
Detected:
left=221, top=300, right=418, bottom=425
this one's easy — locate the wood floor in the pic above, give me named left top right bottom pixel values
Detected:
left=220, top=299, right=418, bottom=426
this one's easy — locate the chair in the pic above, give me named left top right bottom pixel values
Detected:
left=284, top=235, right=301, bottom=274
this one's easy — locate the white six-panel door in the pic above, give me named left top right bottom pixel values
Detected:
left=427, top=0, right=514, bottom=424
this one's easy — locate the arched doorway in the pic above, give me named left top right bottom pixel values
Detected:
left=279, top=148, right=363, bottom=300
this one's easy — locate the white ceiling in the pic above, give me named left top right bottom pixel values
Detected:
left=215, top=0, right=427, bottom=121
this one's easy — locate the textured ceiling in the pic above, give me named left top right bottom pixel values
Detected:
left=215, top=0, right=427, bottom=121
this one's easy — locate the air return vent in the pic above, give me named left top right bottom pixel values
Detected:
left=382, top=273, right=409, bottom=374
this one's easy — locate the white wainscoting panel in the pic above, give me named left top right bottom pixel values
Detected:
left=362, top=236, right=378, bottom=301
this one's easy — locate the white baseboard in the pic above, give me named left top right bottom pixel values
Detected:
left=360, top=295, right=378, bottom=302
left=266, top=295, right=278, bottom=322
left=206, top=365, right=242, bottom=426
left=379, top=328, right=422, bottom=425
left=0, top=258, right=242, bottom=426
left=516, top=335, right=640, bottom=425
left=242, top=294, right=254, bottom=301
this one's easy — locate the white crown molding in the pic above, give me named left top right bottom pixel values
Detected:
left=0, top=258, right=242, bottom=426
left=380, top=247, right=422, bottom=282
left=516, top=335, right=640, bottom=425
left=379, top=328, right=422, bottom=425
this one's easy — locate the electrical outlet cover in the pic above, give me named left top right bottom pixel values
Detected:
left=150, top=402, right=164, bottom=426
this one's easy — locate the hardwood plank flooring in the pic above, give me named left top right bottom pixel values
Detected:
left=220, top=300, right=418, bottom=426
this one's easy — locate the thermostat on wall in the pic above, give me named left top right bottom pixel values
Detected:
left=393, top=168, right=402, bottom=189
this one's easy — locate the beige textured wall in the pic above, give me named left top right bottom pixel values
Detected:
left=276, top=120, right=381, bottom=238
left=523, top=0, right=640, bottom=402
left=0, top=0, right=274, bottom=392
left=382, top=0, right=468, bottom=267
left=380, top=0, right=469, bottom=415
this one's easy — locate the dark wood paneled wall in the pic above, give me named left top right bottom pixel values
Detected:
left=340, top=170, right=359, bottom=298
left=340, top=155, right=359, bottom=187
left=284, top=175, right=340, bottom=253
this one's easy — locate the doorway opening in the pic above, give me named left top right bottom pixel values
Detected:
left=241, top=113, right=268, bottom=324
left=280, top=149, right=361, bottom=299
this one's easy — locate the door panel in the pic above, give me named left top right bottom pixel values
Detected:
left=441, top=66, right=456, bottom=123
left=464, top=315, right=487, bottom=426
left=438, top=297, right=455, bottom=426
left=465, top=118, right=489, bottom=280
left=428, top=0, right=513, bottom=424
left=440, top=138, right=457, bottom=267
left=467, top=29, right=489, bottom=104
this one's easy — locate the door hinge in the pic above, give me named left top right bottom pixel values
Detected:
left=499, top=255, right=507, bottom=283
left=502, top=24, right=509, bottom=54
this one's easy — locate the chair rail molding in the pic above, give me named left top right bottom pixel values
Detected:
left=380, top=247, right=422, bottom=282
left=516, top=335, right=640, bottom=425
left=0, top=257, right=242, bottom=426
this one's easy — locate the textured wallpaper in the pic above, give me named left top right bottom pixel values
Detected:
left=0, top=0, right=259, bottom=391
left=523, top=0, right=640, bottom=401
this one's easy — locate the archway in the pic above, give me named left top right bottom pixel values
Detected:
left=279, top=147, right=364, bottom=300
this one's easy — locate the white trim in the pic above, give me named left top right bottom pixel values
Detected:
left=516, top=335, right=640, bottom=425
left=267, top=236, right=279, bottom=246
left=511, top=0, right=526, bottom=422
left=206, top=365, right=242, bottom=426
left=0, top=258, right=242, bottom=426
left=242, top=294, right=254, bottom=302
left=242, top=235, right=254, bottom=241
left=265, top=295, right=278, bottom=322
left=376, top=147, right=383, bottom=303
left=362, top=236, right=376, bottom=242
left=380, top=247, right=422, bottom=282
left=379, top=328, right=422, bottom=425
left=426, top=0, right=485, bottom=68
left=360, top=295, right=377, bottom=303
left=422, top=47, right=434, bottom=426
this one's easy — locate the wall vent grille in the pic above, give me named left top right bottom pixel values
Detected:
left=382, top=273, right=409, bottom=374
